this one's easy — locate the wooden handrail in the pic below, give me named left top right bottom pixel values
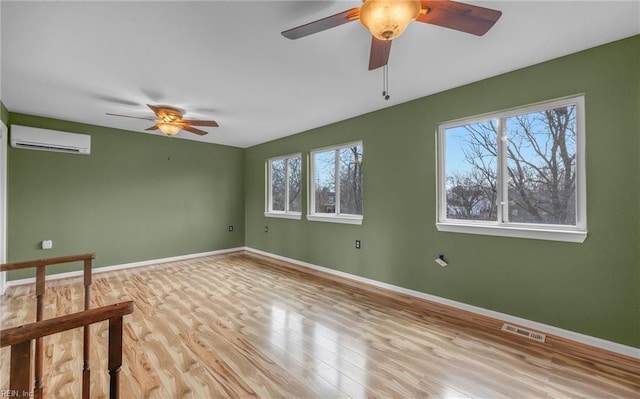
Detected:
left=1, top=301, right=134, bottom=347
left=1, top=301, right=134, bottom=399
left=0, top=252, right=95, bottom=272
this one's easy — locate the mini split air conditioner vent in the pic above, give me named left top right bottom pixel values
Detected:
left=14, top=142, right=84, bottom=153
left=501, top=323, right=546, bottom=343
left=10, top=125, right=91, bottom=155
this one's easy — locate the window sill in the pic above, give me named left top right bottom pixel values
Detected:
left=436, top=221, right=587, bottom=243
left=307, top=214, right=363, bottom=225
left=264, top=211, right=302, bottom=220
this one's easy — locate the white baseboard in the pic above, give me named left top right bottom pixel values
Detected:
left=244, top=247, right=640, bottom=360
left=5, top=247, right=245, bottom=288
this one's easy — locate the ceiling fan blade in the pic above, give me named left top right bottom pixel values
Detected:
left=145, top=125, right=159, bottom=131
left=146, top=104, right=160, bottom=114
left=282, top=8, right=360, bottom=39
left=182, top=125, right=208, bottom=136
left=417, top=0, right=502, bottom=36
left=182, top=120, right=219, bottom=127
left=369, top=37, right=392, bottom=70
left=106, top=113, right=157, bottom=122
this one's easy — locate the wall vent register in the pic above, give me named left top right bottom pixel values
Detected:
left=501, top=323, right=546, bottom=343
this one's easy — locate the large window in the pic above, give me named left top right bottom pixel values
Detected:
left=266, top=154, right=302, bottom=219
left=309, top=142, right=363, bottom=224
left=437, top=96, right=586, bottom=242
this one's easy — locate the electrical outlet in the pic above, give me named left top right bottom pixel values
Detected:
left=264, top=226, right=269, bottom=233
left=435, top=254, right=448, bottom=267
left=435, top=258, right=448, bottom=267
left=42, top=240, right=53, bottom=250
left=355, top=240, right=361, bottom=249
left=228, top=225, right=234, bottom=232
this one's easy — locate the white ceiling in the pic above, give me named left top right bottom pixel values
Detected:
left=1, top=1, right=639, bottom=148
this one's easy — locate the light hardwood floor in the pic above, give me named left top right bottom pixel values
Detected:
left=1, top=253, right=638, bottom=398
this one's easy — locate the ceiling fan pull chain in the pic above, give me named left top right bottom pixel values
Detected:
left=167, top=136, right=172, bottom=161
left=382, top=63, right=390, bottom=101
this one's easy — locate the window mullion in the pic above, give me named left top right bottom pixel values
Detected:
left=497, top=118, right=509, bottom=223
left=334, top=149, right=340, bottom=215
left=284, top=158, right=290, bottom=212
left=268, top=161, right=273, bottom=212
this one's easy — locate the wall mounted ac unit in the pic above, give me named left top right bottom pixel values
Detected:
left=10, top=125, right=91, bottom=155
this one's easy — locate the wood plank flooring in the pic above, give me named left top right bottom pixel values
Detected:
left=1, top=253, right=639, bottom=398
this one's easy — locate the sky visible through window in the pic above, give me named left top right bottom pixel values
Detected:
left=447, top=128, right=474, bottom=178
left=314, top=151, right=335, bottom=191
left=445, top=122, right=497, bottom=189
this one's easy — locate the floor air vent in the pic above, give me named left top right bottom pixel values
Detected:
left=501, top=323, right=546, bottom=343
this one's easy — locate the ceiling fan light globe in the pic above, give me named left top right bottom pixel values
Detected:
left=360, top=0, right=421, bottom=41
left=157, top=122, right=183, bottom=136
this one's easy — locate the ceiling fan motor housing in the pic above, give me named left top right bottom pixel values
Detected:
left=156, top=107, right=184, bottom=122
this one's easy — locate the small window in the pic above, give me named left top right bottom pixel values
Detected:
left=437, top=96, right=586, bottom=242
left=265, top=154, right=302, bottom=219
left=309, top=142, right=363, bottom=225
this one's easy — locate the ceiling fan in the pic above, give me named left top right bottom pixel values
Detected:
left=107, top=104, right=218, bottom=136
left=282, top=0, right=502, bottom=71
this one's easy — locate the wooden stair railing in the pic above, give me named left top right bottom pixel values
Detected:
left=1, top=301, right=134, bottom=399
left=0, top=253, right=133, bottom=398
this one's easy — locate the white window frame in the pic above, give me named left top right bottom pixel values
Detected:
left=308, top=141, right=363, bottom=225
left=265, top=153, right=302, bottom=220
left=436, top=96, right=587, bottom=243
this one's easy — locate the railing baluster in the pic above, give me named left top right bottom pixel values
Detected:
left=108, top=316, right=124, bottom=399
left=82, top=257, right=92, bottom=399
left=34, top=266, right=46, bottom=399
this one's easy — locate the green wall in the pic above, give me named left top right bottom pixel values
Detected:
left=244, top=36, right=640, bottom=347
left=7, top=114, right=245, bottom=279
left=1, top=102, right=9, bottom=125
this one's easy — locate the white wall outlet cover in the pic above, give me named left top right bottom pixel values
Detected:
left=435, top=258, right=448, bottom=267
left=42, top=240, right=53, bottom=249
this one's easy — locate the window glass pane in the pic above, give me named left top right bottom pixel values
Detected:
left=270, top=159, right=285, bottom=211
left=445, top=121, right=498, bottom=221
left=338, top=145, right=363, bottom=215
left=506, top=105, right=576, bottom=224
left=313, top=150, right=336, bottom=214
left=288, top=156, right=302, bottom=212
